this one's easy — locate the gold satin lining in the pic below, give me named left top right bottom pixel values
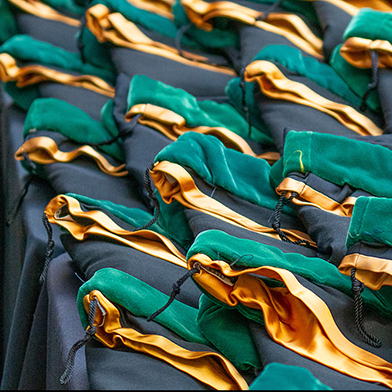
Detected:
left=187, top=253, right=392, bottom=388
left=150, top=160, right=316, bottom=247
left=127, top=0, right=174, bottom=19
left=339, top=253, right=392, bottom=290
left=276, top=177, right=356, bottom=217
left=86, top=4, right=236, bottom=75
left=44, top=194, right=187, bottom=269
left=15, top=136, right=128, bottom=177
left=340, top=37, right=392, bottom=69
left=6, top=0, right=80, bottom=26
left=83, top=290, right=249, bottom=390
left=180, top=0, right=323, bottom=59
left=0, top=53, right=115, bottom=97
left=244, top=60, right=383, bottom=136
left=126, top=103, right=280, bottom=164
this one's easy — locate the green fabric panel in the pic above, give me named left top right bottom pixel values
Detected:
left=154, top=132, right=295, bottom=216
left=100, top=98, right=121, bottom=141
left=343, top=8, right=392, bottom=42
left=224, top=77, right=275, bottom=146
left=0, top=0, right=17, bottom=44
left=346, top=196, right=392, bottom=249
left=41, top=0, right=85, bottom=14
left=0, top=34, right=115, bottom=83
left=187, top=229, right=392, bottom=318
left=282, top=130, right=392, bottom=198
left=77, top=267, right=210, bottom=346
left=269, top=157, right=284, bottom=190
left=197, top=294, right=262, bottom=370
left=4, top=81, right=40, bottom=111
left=329, top=45, right=380, bottom=113
left=65, top=193, right=164, bottom=234
left=249, top=362, right=332, bottom=390
left=127, top=74, right=271, bottom=144
left=254, top=45, right=363, bottom=108
left=155, top=191, right=195, bottom=251
left=23, top=98, right=124, bottom=161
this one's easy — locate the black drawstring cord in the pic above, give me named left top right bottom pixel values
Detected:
left=175, top=23, right=192, bottom=59
left=350, top=268, right=382, bottom=348
left=256, top=0, right=286, bottom=21
left=60, top=297, right=98, bottom=385
left=240, top=67, right=252, bottom=139
left=88, top=114, right=142, bottom=149
left=271, top=191, right=311, bottom=247
left=147, top=262, right=201, bottom=322
left=360, top=50, right=379, bottom=113
left=40, top=213, right=55, bottom=284
left=135, top=162, right=161, bottom=230
left=6, top=151, right=37, bottom=227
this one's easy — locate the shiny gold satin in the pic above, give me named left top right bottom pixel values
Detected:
left=187, top=253, right=392, bottom=388
left=244, top=60, right=383, bottom=136
left=339, top=253, right=392, bottom=290
left=180, top=0, right=323, bottom=59
left=340, top=37, right=392, bottom=69
left=0, top=53, right=115, bottom=97
left=15, top=136, right=128, bottom=177
left=7, top=0, right=80, bottom=26
left=150, top=160, right=316, bottom=246
left=44, top=195, right=187, bottom=268
left=83, top=290, right=249, bottom=390
left=86, top=4, right=236, bottom=75
left=276, top=177, right=356, bottom=216
left=126, top=103, right=280, bottom=163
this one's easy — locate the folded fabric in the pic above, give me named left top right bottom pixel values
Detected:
left=236, top=44, right=384, bottom=153
left=80, top=0, right=236, bottom=99
left=0, top=34, right=115, bottom=113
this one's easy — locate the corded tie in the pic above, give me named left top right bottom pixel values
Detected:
left=256, top=0, right=286, bottom=22
left=271, top=191, right=311, bottom=247
left=350, top=268, right=382, bottom=348
left=6, top=151, right=37, bottom=227
left=40, top=213, right=55, bottom=284
left=60, top=297, right=98, bottom=385
left=175, top=23, right=192, bottom=59
left=147, top=262, right=201, bottom=322
left=134, top=162, right=161, bottom=230
left=360, top=50, right=379, bottom=113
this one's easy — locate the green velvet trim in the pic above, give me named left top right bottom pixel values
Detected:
left=0, top=34, right=115, bottom=83
left=65, top=193, right=164, bottom=234
left=249, top=363, right=332, bottom=390
left=4, top=81, right=40, bottom=111
left=23, top=98, right=124, bottom=161
left=346, top=196, right=392, bottom=249
left=155, top=191, right=195, bottom=251
left=0, top=0, right=18, bottom=44
left=100, top=98, right=121, bottom=143
left=330, top=45, right=380, bottom=113
left=77, top=267, right=210, bottom=345
left=197, top=294, right=262, bottom=370
left=128, top=74, right=272, bottom=145
left=41, top=0, right=85, bottom=14
left=282, top=130, right=392, bottom=198
left=187, top=229, right=392, bottom=318
left=269, top=157, right=284, bottom=191
left=343, top=8, right=392, bottom=42
left=154, top=132, right=295, bottom=216
left=254, top=45, right=363, bottom=108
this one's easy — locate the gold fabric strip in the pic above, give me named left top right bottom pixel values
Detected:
left=340, top=37, right=392, bottom=69
left=276, top=177, right=356, bottom=216
left=6, top=0, right=80, bottom=26
left=150, top=161, right=316, bottom=247
left=83, top=290, right=249, bottom=390
left=187, top=253, right=392, bottom=388
left=0, top=53, right=115, bottom=97
left=126, top=103, right=280, bottom=163
left=15, top=136, right=128, bottom=177
left=244, top=60, right=383, bottom=136
left=180, top=0, right=323, bottom=59
left=339, top=253, right=392, bottom=290
left=86, top=4, right=235, bottom=75
left=44, top=194, right=187, bottom=268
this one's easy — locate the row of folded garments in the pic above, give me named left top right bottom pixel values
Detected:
left=1, top=0, right=392, bottom=389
